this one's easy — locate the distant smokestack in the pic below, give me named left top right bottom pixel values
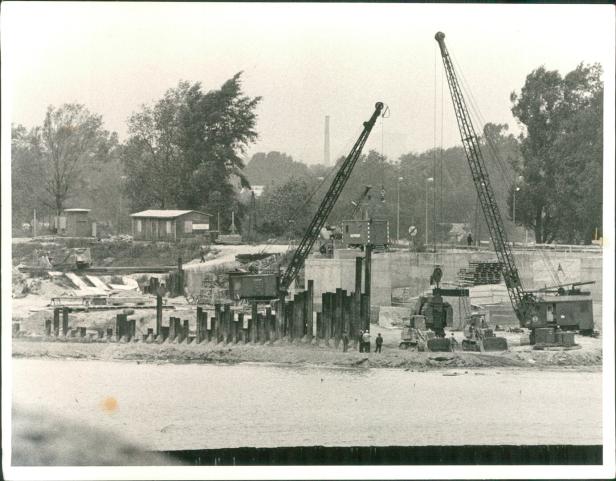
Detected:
left=324, top=115, right=330, bottom=166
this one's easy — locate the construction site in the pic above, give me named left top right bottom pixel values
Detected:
left=12, top=33, right=603, bottom=372
left=6, top=7, right=609, bottom=470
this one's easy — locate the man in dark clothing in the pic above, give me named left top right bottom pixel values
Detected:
left=200, top=247, right=206, bottom=263
left=467, top=232, right=473, bottom=247
left=362, top=330, right=371, bottom=353
left=358, top=330, right=364, bottom=352
left=375, top=333, right=383, bottom=353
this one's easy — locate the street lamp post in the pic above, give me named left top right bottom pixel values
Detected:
left=396, top=176, right=403, bottom=244
left=513, top=186, right=520, bottom=226
left=425, top=177, right=434, bottom=246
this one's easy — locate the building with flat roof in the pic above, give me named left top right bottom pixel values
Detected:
left=55, top=208, right=95, bottom=237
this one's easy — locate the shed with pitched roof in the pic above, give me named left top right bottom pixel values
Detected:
left=130, top=210, right=212, bottom=241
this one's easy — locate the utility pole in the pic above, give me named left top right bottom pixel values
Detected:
left=396, top=177, right=403, bottom=244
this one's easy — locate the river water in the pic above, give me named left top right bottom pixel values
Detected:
left=12, top=360, right=601, bottom=450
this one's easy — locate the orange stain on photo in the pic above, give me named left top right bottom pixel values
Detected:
left=101, top=396, right=118, bottom=413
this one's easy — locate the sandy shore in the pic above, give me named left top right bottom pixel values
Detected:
left=12, top=335, right=602, bottom=371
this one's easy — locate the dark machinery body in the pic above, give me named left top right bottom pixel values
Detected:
left=435, top=32, right=593, bottom=343
left=341, top=219, right=390, bottom=249
left=228, top=272, right=280, bottom=301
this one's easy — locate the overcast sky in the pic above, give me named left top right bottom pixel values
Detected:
left=2, top=2, right=614, bottom=165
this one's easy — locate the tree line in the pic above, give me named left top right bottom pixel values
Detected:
left=11, top=64, right=603, bottom=244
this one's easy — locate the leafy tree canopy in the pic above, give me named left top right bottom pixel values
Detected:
left=510, top=63, right=603, bottom=243
left=122, top=73, right=261, bottom=231
left=244, top=151, right=310, bottom=187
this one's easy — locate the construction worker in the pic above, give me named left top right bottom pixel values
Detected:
left=467, top=232, right=473, bottom=247
left=362, top=330, right=371, bottom=353
left=200, top=246, right=206, bottom=263
left=375, top=333, right=383, bottom=353
left=358, top=330, right=364, bottom=352
left=450, top=332, right=458, bottom=351
left=342, top=331, right=349, bottom=352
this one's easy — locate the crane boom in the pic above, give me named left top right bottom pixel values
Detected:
left=350, top=185, right=372, bottom=219
left=434, top=32, right=535, bottom=326
left=280, top=102, right=384, bottom=293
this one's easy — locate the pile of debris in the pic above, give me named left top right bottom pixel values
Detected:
left=12, top=268, right=42, bottom=298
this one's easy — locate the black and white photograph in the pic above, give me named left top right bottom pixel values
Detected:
left=1, top=2, right=614, bottom=479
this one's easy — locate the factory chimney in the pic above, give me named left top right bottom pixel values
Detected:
left=324, top=115, right=330, bottom=166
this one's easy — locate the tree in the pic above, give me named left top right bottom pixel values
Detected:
left=244, top=151, right=310, bottom=187
left=39, top=104, right=111, bottom=216
left=11, top=125, right=46, bottom=226
left=510, top=63, right=603, bottom=243
left=123, top=73, right=261, bottom=227
left=256, top=178, right=316, bottom=238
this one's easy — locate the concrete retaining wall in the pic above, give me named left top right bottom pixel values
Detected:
left=305, top=249, right=603, bottom=321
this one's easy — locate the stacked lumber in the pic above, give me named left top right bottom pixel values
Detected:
left=457, top=261, right=502, bottom=286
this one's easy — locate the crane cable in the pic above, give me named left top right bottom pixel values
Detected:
left=439, top=60, right=445, bottom=263
left=431, top=44, right=438, bottom=263
left=432, top=45, right=446, bottom=266
left=449, top=51, right=515, bottom=187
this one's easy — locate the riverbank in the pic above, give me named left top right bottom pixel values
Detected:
left=13, top=359, right=603, bottom=450
left=12, top=335, right=602, bottom=371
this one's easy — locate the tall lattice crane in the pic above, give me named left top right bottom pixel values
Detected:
left=279, top=102, right=384, bottom=293
left=434, top=32, right=538, bottom=327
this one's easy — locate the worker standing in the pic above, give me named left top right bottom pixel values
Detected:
left=467, top=232, right=473, bottom=247
left=362, top=330, right=371, bottom=353
left=342, top=330, right=349, bottom=352
left=200, top=246, right=206, bottom=263
left=450, top=333, right=458, bottom=351
left=375, top=333, right=383, bottom=353
left=358, top=330, right=364, bottom=352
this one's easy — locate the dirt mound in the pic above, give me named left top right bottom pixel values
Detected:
left=12, top=268, right=36, bottom=298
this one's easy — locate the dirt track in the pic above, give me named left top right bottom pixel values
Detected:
left=12, top=333, right=602, bottom=371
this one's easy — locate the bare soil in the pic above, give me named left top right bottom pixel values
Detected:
left=12, top=331, right=602, bottom=371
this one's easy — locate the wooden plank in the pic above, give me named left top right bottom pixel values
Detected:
left=238, top=313, right=246, bottom=343
left=293, top=293, right=302, bottom=341
left=214, top=304, right=222, bottom=343
left=251, top=302, right=258, bottom=344
left=232, top=310, right=239, bottom=344
left=156, top=294, right=163, bottom=336
left=360, top=294, right=369, bottom=331
left=224, top=304, right=232, bottom=344
left=322, top=293, right=331, bottom=345
left=169, top=316, right=176, bottom=342
left=53, top=308, right=60, bottom=336
left=266, top=307, right=273, bottom=343
left=274, top=301, right=283, bottom=341
left=364, top=244, right=372, bottom=325
left=334, top=288, right=343, bottom=347
left=62, top=307, right=70, bottom=337
left=182, top=319, right=189, bottom=343
left=286, top=300, right=294, bottom=341
left=306, top=280, right=314, bottom=341
left=196, top=307, right=203, bottom=343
